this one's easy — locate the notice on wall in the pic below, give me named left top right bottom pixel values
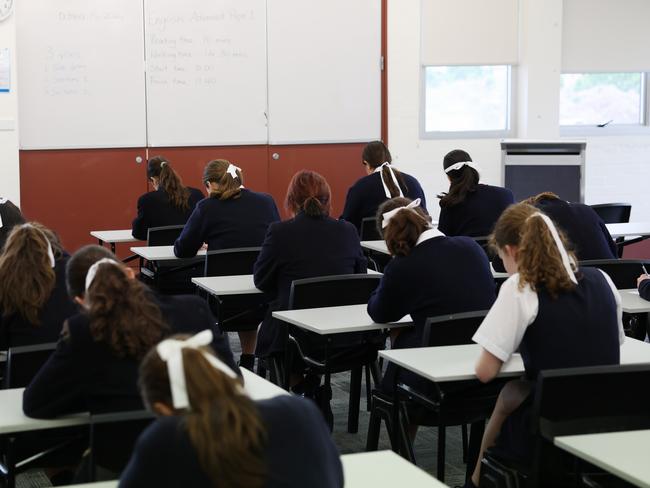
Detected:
left=0, top=49, right=10, bottom=92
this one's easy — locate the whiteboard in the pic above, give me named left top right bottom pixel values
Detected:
left=266, top=0, right=381, bottom=144
left=17, top=0, right=147, bottom=149
left=144, top=0, right=268, bottom=147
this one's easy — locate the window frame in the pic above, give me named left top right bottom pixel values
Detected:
left=559, top=71, right=650, bottom=137
left=419, top=64, right=516, bottom=140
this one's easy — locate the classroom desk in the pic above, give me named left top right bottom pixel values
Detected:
left=130, top=245, right=206, bottom=262
left=272, top=304, right=412, bottom=335
left=0, top=369, right=284, bottom=436
left=606, top=223, right=650, bottom=239
left=379, top=338, right=650, bottom=384
left=620, top=289, right=650, bottom=314
left=341, top=450, right=448, bottom=487
left=90, top=230, right=139, bottom=254
left=555, top=430, right=650, bottom=488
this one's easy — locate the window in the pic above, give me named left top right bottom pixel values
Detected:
left=422, top=65, right=512, bottom=137
left=560, top=73, right=648, bottom=128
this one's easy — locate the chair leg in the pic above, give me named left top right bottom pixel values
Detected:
left=5, top=437, right=15, bottom=488
left=397, top=400, right=416, bottom=464
left=256, top=359, right=267, bottom=379
left=437, top=425, right=446, bottom=482
left=365, top=399, right=382, bottom=451
left=365, top=365, right=372, bottom=412
left=462, top=423, right=468, bottom=463
left=465, top=420, right=486, bottom=481
left=348, top=367, right=362, bottom=434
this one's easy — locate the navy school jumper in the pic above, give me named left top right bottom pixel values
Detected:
left=132, top=187, right=204, bottom=241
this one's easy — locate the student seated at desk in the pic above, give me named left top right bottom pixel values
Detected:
left=525, top=192, right=617, bottom=260
left=0, top=197, right=26, bottom=251
left=367, top=197, right=496, bottom=393
left=637, top=273, right=650, bottom=301
left=340, top=141, right=426, bottom=234
left=131, top=156, right=204, bottom=241
left=438, top=149, right=514, bottom=238
left=23, top=245, right=236, bottom=475
left=254, top=170, right=367, bottom=366
left=174, top=160, right=280, bottom=368
left=0, top=223, right=76, bottom=351
left=120, top=332, right=343, bottom=488
left=468, top=203, right=624, bottom=488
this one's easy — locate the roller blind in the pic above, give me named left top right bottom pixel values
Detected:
left=562, top=0, right=650, bottom=72
left=420, top=0, right=519, bottom=66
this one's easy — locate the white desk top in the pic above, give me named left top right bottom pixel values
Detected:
left=341, top=450, right=448, bottom=487
left=272, top=304, right=412, bottom=335
left=90, top=230, right=139, bottom=244
left=555, top=430, right=650, bottom=488
left=0, top=369, right=284, bottom=436
left=620, top=289, right=650, bottom=314
left=606, top=222, right=650, bottom=239
left=130, top=245, right=206, bottom=262
left=379, top=338, right=650, bottom=383
left=65, top=483, right=117, bottom=488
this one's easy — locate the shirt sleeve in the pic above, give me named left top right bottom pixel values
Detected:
left=472, top=274, right=539, bottom=362
left=597, top=269, right=625, bottom=345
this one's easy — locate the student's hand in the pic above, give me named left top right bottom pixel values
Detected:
left=637, top=274, right=650, bottom=288
left=200, top=243, right=208, bottom=251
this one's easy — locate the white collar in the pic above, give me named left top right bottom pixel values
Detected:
left=416, top=227, right=445, bottom=246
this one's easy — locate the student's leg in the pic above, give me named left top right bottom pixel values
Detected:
left=238, top=329, right=258, bottom=369
left=470, top=379, right=532, bottom=486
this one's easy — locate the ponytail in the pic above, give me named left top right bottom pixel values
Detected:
left=139, top=342, right=267, bottom=488
left=362, top=141, right=408, bottom=197
left=148, top=156, right=191, bottom=210
left=439, top=149, right=479, bottom=208
left=491, top=203, right=577, bottom=297
left=86, top=263, right=168, bottom=358
left=203, top=159, right=243, bottom=201
left=378, top=197, right=432, bottom=257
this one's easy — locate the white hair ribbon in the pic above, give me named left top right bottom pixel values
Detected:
left=226, top=163, right=241, bottom=180
left=0, top=197, right=7, bottom=228
left=374, top=162, right=404, bottom=198
left=444, top=161, right=480, bottom=174
left=530, top=212, right=578, bottom=284
left=382, top=198, right=423, bottom=229
left=160, top=161, right=167, bottom=168
left=157, top=330, right=239, bottom=410
left=85, top=257, right=121, bottom=292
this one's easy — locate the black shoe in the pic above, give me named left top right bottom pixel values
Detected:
left=238, top=354, right=255, bottom=371
left=314, top=384, right=333, bottom=432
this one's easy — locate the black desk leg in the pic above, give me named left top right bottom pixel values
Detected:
left=465, top=419, right=485, bottom=482
left=391, top=368, right=400, bottom=454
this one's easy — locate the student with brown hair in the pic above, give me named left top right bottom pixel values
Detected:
left=367, top=197, right=495, bottom=392
left=0, top=197, right=26, bottom=251
left=0, top=223, right=76, bottom=351
left=131, top=156, right=204, bottom=241
left=438, top=149, right=514, bottom=237
left=341, top=141, right=426, bottom=233
left=173, top=159, right=280, bottom=368
left=119, top=332, right=343, bottom=488
left=467, top=203, right=623, bottom=487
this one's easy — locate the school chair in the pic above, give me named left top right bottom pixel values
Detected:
left=360, top=217, right=382, bottom=241
left=279, top=274, right=384, bottom=433
left=3, top=342, right=56, bottom=389
left=590, top=203, right=632, bottom=258
left=367, top=310, right=502, bottom=483
left=480, top=363, right=650, bottom=488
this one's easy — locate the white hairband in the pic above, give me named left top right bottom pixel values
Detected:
left=157, top=330, right=240, bottom=410
left=160, top=161, right=167, bottom=168
left=382, top=198, right=423, bottom=229
left=529, top=212, right=578, bottom=284
left=0, top=197, right=7, bottom=228
left=22, top=223, right=55, bottom=268
left=375, top=162, right=404, bottom=199
left=444, top=161, right=480, bottom=174
left=226, top=163, right=241, bottom=180
left=85, top=257, right=121, bottom=292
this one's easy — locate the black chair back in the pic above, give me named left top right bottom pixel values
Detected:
left=204, top=247, right=261, bottom=277
left=289, top=274, right=382, bottom=310
left=146, top=225, right=184, bottom=246
left=579, top=259, right=650, bottom=289
left=590, top=203, right=632, bottom=224
left=422, top=311, right=489, bottom=347
left=360, top=218, right=382, bottom=241
left=4, top=343, right=56, bottom=389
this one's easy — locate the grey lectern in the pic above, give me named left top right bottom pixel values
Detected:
left=500, top=140, right=586, bottom=203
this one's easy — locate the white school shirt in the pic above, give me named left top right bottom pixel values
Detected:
left=472, top=270, right=625, bottom=363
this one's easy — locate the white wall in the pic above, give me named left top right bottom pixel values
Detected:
left=388, top=0, right=650, bottom=221
left=0, top=12, right=19, bottom=204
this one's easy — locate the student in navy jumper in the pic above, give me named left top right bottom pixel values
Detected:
left=120, top=333, right=343, bottom=488
left=23, top=245, right=237, bottom=476
left=174, top=160, right=280, bottom=367
left=0, top=197, right=26, bottom=251
left=467, top=203, right=623, bottom=487
left=340, top=141, right=426, bottom=234
left=131, top=156, right=204, bottom=241
left=254, top=170, right=367, bottom=359
left=367, top=197, right=496, bottom=394
left=0, top=223, right=77, bottom=352
left=438, top=149, right=514, bottom=238
left=525, top=192, right=617, bottom=260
